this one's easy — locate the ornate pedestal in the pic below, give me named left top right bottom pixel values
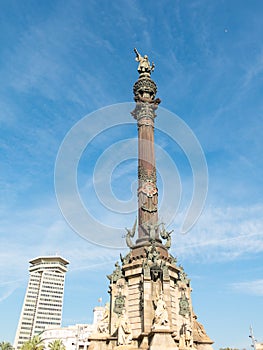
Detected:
left=89, top=240, right=213, bottom=350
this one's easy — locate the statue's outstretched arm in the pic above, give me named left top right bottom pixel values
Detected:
left=134, top=48, right=142, bottom=61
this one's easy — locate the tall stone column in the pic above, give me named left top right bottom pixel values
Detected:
left=131, top=49, right=161, bottom=246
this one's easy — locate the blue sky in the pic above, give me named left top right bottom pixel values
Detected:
left=1, top=0, right=263, bottom=348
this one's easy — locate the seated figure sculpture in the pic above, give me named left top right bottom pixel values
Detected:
left=152, top=292, right=170, bottom=329
left=115, top=309, right=133, bottom=346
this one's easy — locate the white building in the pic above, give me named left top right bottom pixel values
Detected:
left=42, top=324, right=93, bottom=350
left=14, top=256, right=69, bottom=349
left=41, top=306, right=105, bottom=350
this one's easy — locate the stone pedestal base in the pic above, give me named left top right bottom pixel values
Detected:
left=114, top=346, right=139, bottom=350
left=195, top=344, right=214, bottom=350
left=148, top=330, right=178, bottom=350
left=88, top=336, right=114, bottom=350
left=89, top=242, right=213, bottom=350
left=88, top=332, right=214, bottom=350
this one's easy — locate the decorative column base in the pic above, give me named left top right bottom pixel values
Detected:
left=114, top=346, right=139, bottom=350
left=88, top=336, right=112, bottom=350
left=148, top=329, right=178, bottom=350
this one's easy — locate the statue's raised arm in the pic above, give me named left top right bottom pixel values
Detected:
left=134, top=48, right=141, bottom=60
left=134, top=48, right=154, bottom=75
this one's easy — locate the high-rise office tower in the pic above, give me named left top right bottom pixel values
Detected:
left=14, top=256, right=69, bottom=349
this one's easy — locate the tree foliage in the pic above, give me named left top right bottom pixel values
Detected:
left=48, top=340, right=66, bottom=350
left=0, top=342, right=13, bottom=350
left=21, top=336, right=44, bottom=350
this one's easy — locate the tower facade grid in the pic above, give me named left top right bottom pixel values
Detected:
left=14, top=256, right=69, bottom=349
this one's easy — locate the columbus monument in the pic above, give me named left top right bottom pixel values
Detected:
left=88, top=50, right=213, bottom=350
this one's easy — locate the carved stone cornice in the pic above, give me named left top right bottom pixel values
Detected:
left=131, top=102, right=157, bottom=121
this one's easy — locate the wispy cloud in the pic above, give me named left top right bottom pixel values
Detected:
left=0, top=196, right=122, bottom=301
left=170, top=204, right=263, bottom=262
left=231, top=279, right=263, bottom=296
left=242, top=50, right=263, bottom=89
left=0, top=2, right=116, bottom=109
